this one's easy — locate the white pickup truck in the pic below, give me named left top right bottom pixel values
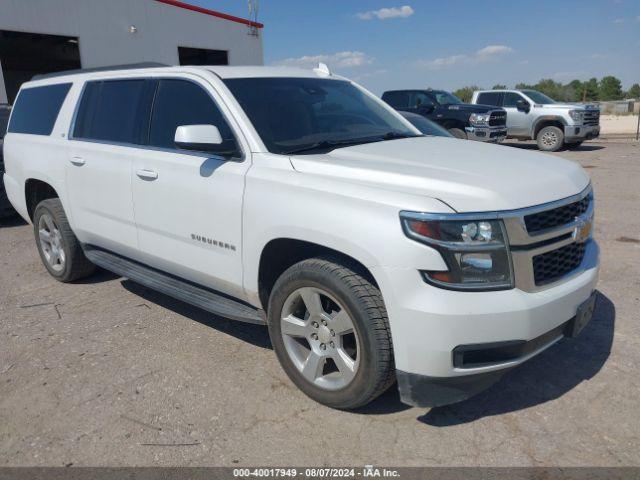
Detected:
left=2, top=64, right=599, bottom=409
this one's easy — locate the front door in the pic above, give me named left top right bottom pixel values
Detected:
left=501, top=92, right=531, bottom=137
left=131, top=77, right=250, bottom=297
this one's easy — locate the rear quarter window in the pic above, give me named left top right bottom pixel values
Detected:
left=8, top=83, right=72, bottom=135
left=476, top=92, right=502, bottom=107
left=382, top=91, right=410, bottom=109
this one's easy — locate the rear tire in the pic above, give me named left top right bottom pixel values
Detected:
left=536, top=125, right=564, bottom=152
left=448, top=128, right=467, bottom=139
left=267, top=256, right=394, bottom=409
left=33, top=198, right=95, bottom=282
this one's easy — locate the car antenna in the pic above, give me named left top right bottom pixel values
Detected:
left=313, top=62, right=331, bottom=77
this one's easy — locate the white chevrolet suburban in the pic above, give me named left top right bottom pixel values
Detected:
left=3, top=64, right=599, bottom=409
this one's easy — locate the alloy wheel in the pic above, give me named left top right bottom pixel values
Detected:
left=38, top=213, right=66, bottom=272
left=280, top=286, right=360, bottom=390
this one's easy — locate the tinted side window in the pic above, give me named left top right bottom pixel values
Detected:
left=73, top=80, right=151, bottom=144
left=382, top=91, right=410, bottom=109
left=503, top=92, right=526, bottom=108
left=149, top=79, right=237, bottom=155
left=476, top=92, right=502, bottom=106
left=8, top=83, right=71, bottom=135
left=410, top=92, right=435, bottom=108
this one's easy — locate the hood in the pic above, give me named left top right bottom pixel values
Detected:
left=444, top=103, right=500, bottom=113
left=290, top=137, right=589, bottom=212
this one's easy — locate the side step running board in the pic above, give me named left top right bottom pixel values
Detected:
left=83, top=245, right=266, bottom=325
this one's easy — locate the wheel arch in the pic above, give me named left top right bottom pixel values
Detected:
left=24, top=178, right=60, bottom=221
left=532, top=116, right=566, bottom=139
left=257, top=238, right=378, bottom=313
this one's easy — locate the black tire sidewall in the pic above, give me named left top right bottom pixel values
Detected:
left=267, top=263, right=386, bottom=409
left=33, top=200, right=74, bottom=281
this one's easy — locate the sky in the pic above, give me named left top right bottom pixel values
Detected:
left=193, top=0, right=640, bottom=95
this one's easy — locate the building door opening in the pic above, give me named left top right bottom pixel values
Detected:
left=178, top=47, right=228, bottom=66
left=0, top=30, right=81, bottom=104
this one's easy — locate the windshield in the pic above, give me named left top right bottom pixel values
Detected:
left=399, top=112, right=453, bottom=137
left=223, top=77, right=419, bottom=154
left=522, top=90, right=556, bottom=105
left=432, top=91, right=462, bottom=105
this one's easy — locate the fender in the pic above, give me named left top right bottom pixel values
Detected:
left=531, top=115, right=567, bottom=138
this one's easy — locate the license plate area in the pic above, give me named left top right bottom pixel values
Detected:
left=565, top=292, right=597, bottom=338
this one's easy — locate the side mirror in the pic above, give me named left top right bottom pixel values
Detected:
left=174, top=124, right=223, bottom=151
left=516, top=100, right=530, bottom=113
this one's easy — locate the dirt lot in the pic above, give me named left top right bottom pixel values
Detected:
left=1, top=138, right=639, bottom=467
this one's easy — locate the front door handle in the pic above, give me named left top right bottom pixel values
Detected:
left=136, top=169, right=159, bottom=180
left=70, top=156, right=85, bottom=166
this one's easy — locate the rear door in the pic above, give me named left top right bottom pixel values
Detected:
left=67, top=78, right=154, bottom=256
left=130, top=76, right=250, bottom=297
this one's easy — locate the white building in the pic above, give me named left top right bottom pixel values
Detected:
left=0, top=0, right=264, bottom=104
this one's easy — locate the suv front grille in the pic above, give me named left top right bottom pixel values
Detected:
left=489, top=111, right=507, bottom=127
left=583, top=110, right=600, bottom=126
left=532, top=241, right=587, bottom=285
left=524, top=194, right=591, bottom=234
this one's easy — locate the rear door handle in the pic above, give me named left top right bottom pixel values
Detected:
left=136, top=169, right=159, bottom=180
left=70, top=156, right=85, bottom=166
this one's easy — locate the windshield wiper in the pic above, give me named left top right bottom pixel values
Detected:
left=283, top=138, right=378, bottom=155
left=379, top=131, right=420, bottom=140
left=283, top=132, right=420, bottom=155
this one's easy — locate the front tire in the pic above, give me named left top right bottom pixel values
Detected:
left=536, top=125, right=564, bottom=152
left=267, top=257, right=394, bottom=409
left=448, top=128, right=467, bottom=139
left=33, top=198, right=95, bottom=282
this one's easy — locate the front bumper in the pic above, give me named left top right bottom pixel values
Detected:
left=465, top=125, right=507, bottom=142
left=396, top=311, right=591, bottom=407
left=564, top=124, right=600, bottom=142
left=372, top=240, right=599, bottom=407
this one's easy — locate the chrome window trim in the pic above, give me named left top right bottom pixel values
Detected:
left=401, top=183, right=595, bottom=293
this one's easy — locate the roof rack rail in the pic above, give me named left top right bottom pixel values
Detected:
left=32, top=62, right=170, bottom=81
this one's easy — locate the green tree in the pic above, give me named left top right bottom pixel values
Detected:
left=515, top=82, right=535, bottom=90
left=453, top=86, right=480, bottom=103
left=599, top=76, right=623, bottom=100
left=627, top=83, right=640, bottom=99
left=564, top=79, right=584, bottom=102
left=492, top=84, right=507, bottom=90
left=534, top=79, right=564, bottom=100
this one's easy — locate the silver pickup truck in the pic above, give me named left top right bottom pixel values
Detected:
left=471, top=89, right=600, bottom=151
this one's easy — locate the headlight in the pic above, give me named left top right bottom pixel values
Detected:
left=569, top=110, right=584, bottom=123
left=400, top=213, right=514, bottom=291
left=469, top=113, right=490, bottom=126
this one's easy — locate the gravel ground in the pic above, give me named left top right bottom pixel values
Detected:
left=0, top=138, right=638, bottom=467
